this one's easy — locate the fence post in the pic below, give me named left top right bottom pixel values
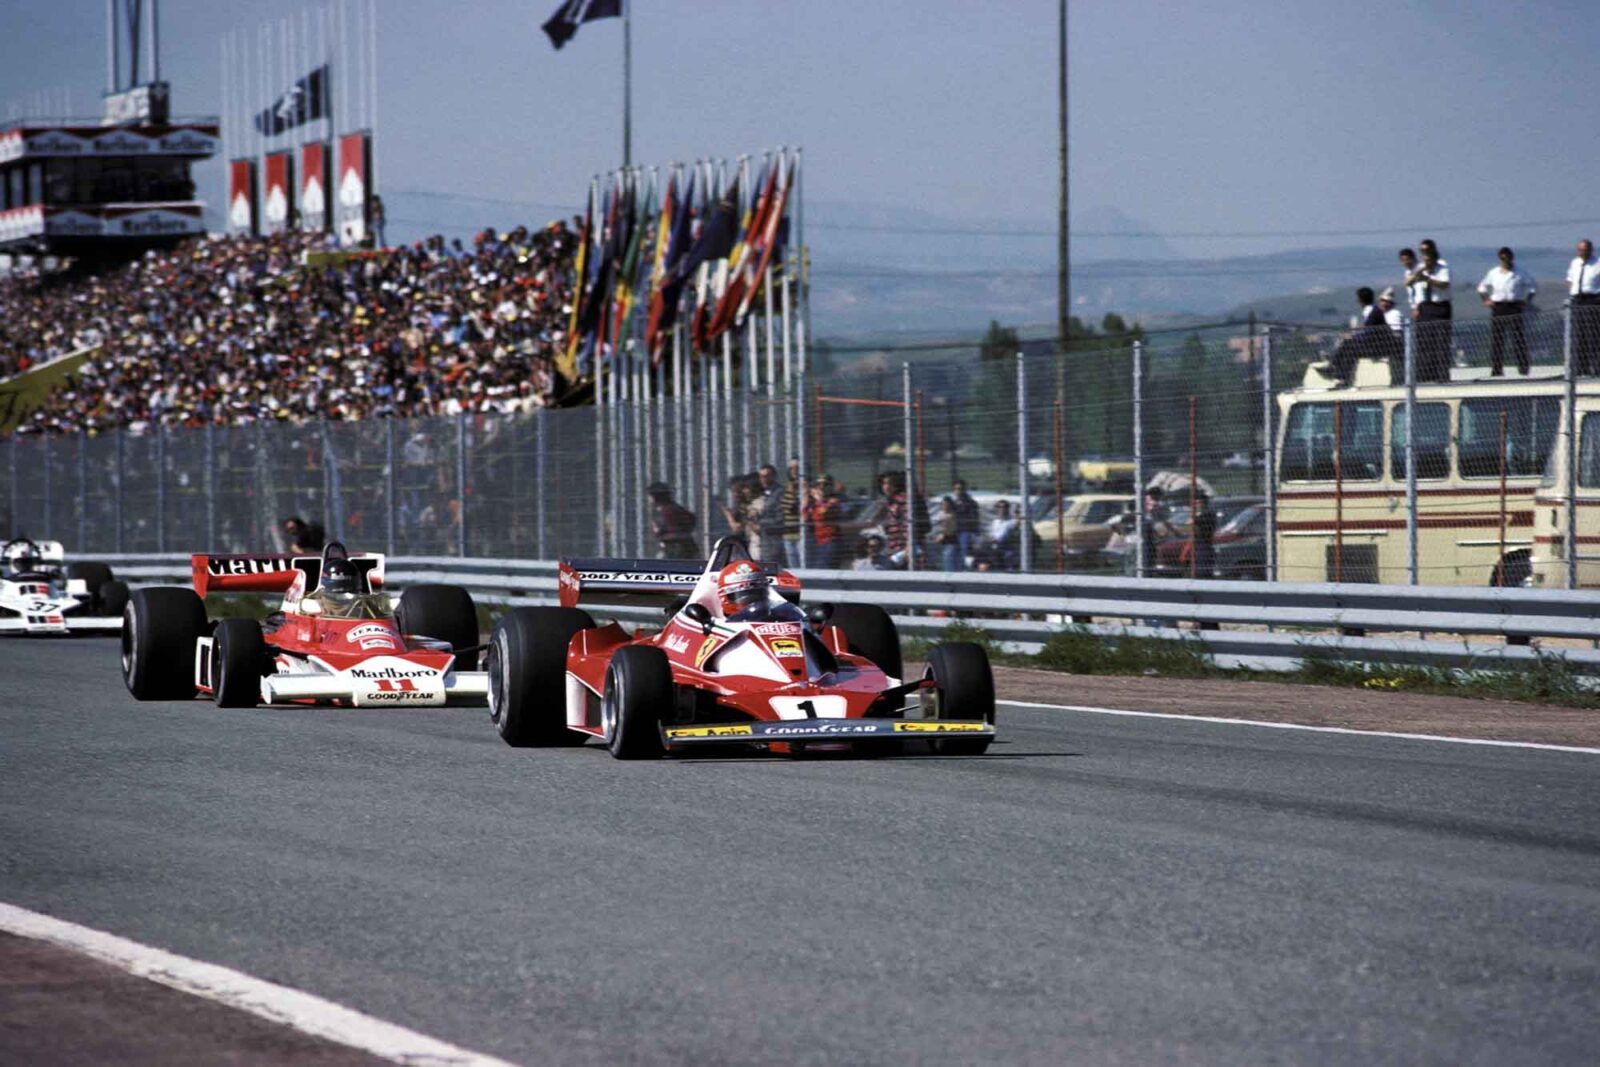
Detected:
left=902, top=362, right=915, bottom=573
left=1260, top=330, right=1276, bottom=583
left=204, top=423, right=217, bottom=549
left=1404, top=318, right=1418, bottom=585
left=536, top=409, right=548, bottom=561
left=385, top=418, right=397, bottom=556
left=596, top=363, right=607, bottom=555
left=1133, top=339, right=1145, bottom=578
left=1565, top=303, right=1579, bottom=590
left=155, top=426, right=166, bottom=553
left=456, top=412, right=468, bottom=558
left=796, top=364, right=809, bottom=569
left=42, top=435, right=52, bottom=541
left=1016, top=352, right=1031, bottom=573
left=8, top=435, right=17, bottom=540
left=114, top=429, right=124, bottom=553
left=77, top=432, right=88, bottom=551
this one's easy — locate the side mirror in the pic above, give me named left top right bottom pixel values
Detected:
left=807, top=603, right=833, bottom=629
left=664, top=596, right=688, bottom=618
left=682, top=602, right=713, bottom=633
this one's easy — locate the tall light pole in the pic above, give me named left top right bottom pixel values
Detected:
left=1057, top=0, right=1069, bottom=346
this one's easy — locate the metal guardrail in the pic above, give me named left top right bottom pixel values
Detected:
left=93, top=554, right=1600, bottom=677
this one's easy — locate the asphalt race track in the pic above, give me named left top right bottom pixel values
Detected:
left=3, top=639, right=1599, bottom=1065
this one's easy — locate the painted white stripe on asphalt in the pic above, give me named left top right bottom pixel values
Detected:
left=999, top=700, right=1600, bottom=755
left=0, top=902, right=518, bottom=1067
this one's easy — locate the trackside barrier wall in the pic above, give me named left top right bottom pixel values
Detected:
left=90, top=553, right=1600, bottom=677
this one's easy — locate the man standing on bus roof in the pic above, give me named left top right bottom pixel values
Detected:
left=1402, top=240, right=1452, bottom=383
left=1568, top=239, right=1600, bottom=376
left=1477, top=247, right=1536, bottom=377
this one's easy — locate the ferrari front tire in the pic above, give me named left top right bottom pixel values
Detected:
left=488, top=607, right=594, bottom=747
left=213, top=618, right=267, bottom=708
left=603, top=646, right=671, bottom=761
left=923, top=642, right=996, bottom=756
left=122, top=587, right=207, bottom=701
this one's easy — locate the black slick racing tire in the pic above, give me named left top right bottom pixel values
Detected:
left=603, top=645, right=672, bottom=761
left=67, top=561, right=114, bottom=598
left=922, top=641, right=996, bottom=756
left=396, top=584, right=480, bottom=658
left=98, top=579, right=130, bottom=618
left=122, top=587, right=207, bottom=701
left=488, top=607, right=594, bottom=747
left=213, top=617, right=267, bottom=708
left=826, top=603, right=903, bottom=681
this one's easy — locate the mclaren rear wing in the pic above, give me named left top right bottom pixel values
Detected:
left=191, top=553, right=385, bottom=596
left=557, top=558, right=800, bottom=609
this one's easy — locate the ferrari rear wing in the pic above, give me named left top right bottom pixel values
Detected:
left=192, top=553, right=385, bottom=597
left=557, top=559, right=704, bottom=609
left=557, top=558, right=802, bottom=609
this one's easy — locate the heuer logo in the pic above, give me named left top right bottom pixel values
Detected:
left=753, top=623, right=802, bottom=636
left=663, top=633, right=691, bottom=653
left=349, top=665, right=434, bottom=680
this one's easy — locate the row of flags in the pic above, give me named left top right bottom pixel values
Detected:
left=558, top=153, right=797, bottom=383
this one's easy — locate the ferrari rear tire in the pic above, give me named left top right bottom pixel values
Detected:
left=396, top=584, right=479, bottom=657
left=213, top=618, right=267, bottom=708
left=67, top=561, right=114, bottom=598
left=98, top=579, right=130, bottom=618
left=922, top=641, right=996, bottom=756
left=603, top=645, right=671, bottom=761
left=826, top=603, right=902, bottom=681
left=122, top=587, right=207, bottom=701
left=488, top=607, right=594, bottom=747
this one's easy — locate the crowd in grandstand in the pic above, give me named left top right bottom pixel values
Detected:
left=0, top=220, right=580, bottom=435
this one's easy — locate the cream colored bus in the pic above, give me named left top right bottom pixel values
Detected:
left=1528, top=391, right=1600, bottom=589
left=1274, top=356, right=1587, bottom=586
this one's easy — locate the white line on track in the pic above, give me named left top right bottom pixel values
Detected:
left=0, top=902, right=518, bottom=1067
left=1000, top=700, right=1600, bottom=755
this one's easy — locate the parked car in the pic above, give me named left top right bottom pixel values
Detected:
left=1031, top=494, right=1134, bottom=560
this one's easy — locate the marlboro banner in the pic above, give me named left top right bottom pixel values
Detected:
left=299, top=141, right=330, bottom=233
left=262, top=151, right=295, bottom=234
left=336, top=131, right=371, bottom=246
left=227, top=159, right=257, bottom=236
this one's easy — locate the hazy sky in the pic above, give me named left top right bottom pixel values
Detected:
left=3, top=0, right=1598, bottom=259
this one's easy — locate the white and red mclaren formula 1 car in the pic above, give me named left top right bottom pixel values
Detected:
left=0, top=538, right=128, bottom=635
left=120, top=542, right=488, bottom=709
left=485, top=537, right=997, bottom=759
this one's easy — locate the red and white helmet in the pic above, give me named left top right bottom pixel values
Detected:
left=717, top=560, right=770, bottom=618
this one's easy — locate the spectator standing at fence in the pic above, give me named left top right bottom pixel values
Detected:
left=985, top=499, right=1019, bottom=571
left=753, top=464, right=789, bottom=569
left=1569, top=239, right=1600, bottom=375
left=1402, top=240, right=1452, bottom=382
left=1141, top=487, right=1171, bottom=578
left=648, top=482, right=699, bottom=559
left=721, top=474, right=759, bottom=557
left=933, top=496, right=963, bottom=572
left=780, top=458, right=803, bottom=564
left=1191, top=492, right=1217, bottom=579
left=803, top=475, right=842, bottom=569
left=281, top=516, right=326, bottom=554
left=951, top=479, right=981, bottom=564
left=1477, top=247, right=1536, bottom=377
left=853, top=532, right=891, bottom=571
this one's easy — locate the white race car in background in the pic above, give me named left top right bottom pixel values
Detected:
left=0, top=538, right=128, bottom=635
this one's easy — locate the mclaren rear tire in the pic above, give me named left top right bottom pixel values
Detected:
left=213, top=617, right=267, bottom=708
left=122, top=587, right=207, bottom=701
left=826, top=603, right=903, bottom=681
left=488, top=606, right=594, bottom=747
left=98, top=579, right=130, bottom=618
left=396, top=584, right=480, bottom=658
left=603, top=645, right=672, bottom=761
left=922, top=641, right=996, bottom=756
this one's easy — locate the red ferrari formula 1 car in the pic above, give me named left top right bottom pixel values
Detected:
left=120, top=542, right=488, bottom=708
left=485, top=537, right=997, bottom=759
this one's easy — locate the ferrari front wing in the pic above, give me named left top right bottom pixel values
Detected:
left=661, top=718, right=995, bottom=747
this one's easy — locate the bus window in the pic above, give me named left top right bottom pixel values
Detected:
left=1580, top=413, right=1600, bottom=488
left=1280, top=401, right=1383, bottom=481
left=1390, top=403, right=1450, bottom=480
left=1460, top=397, right=1559, bottom=478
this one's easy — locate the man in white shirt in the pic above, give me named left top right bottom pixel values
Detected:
left=1378, top=287, right=1404, bottom=333
left=1569, top=238, right=1600, bottom=375
left=1402, top=239, right=1452, bottom=382
left=1477, top=246, right=1536, bottom=376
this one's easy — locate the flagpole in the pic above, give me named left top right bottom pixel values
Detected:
left=622, top=0, right=631, bottom=167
